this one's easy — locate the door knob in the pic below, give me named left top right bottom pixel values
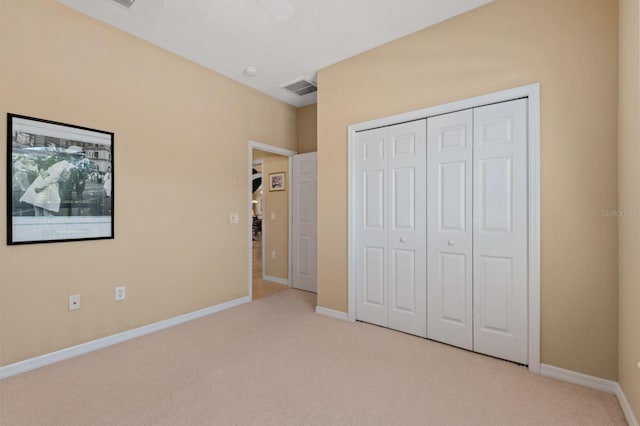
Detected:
left=447, top=240, right=455, bottom=246
left=400, top=237, right=406, bottom=243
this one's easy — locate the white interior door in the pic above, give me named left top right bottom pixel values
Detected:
left=387, top=121, right=427, bottom=337
left=292, top=152, right=317, bottom=293
left=473, top=99, right=528, bottom=364
left=427, top=109, right=473, bottom=350
left=356, top=127, right=389, bottom=328
left=355, top=121, right=427, bottom=337
left=353, top=98, right=528, bottom=362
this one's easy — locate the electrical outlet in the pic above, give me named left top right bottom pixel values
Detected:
left=229, top=213, right=239, bottom=224
left=115, top=286, right=126, bottom=301
left=270, top=212, right=276, bottom=221
left=271, top=250, right=276, bottom=259
left=69, top=295, right=80, bottom=310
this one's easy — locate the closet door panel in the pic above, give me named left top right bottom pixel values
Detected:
left=356, top=128, right=389, bottom=328
left=355, top=120, right=427, bottom=337
left=427, top=110, right=473, bottom=350
left=387, top=121, right=427, bottom=337
left=363, top=246, right=385, bottom=307
left=473, top=99, right=528, bottom=364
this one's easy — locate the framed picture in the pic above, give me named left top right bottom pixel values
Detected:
left=7, top=113, right=114, bottom=245
left=269, top=172, right=286, bottom=191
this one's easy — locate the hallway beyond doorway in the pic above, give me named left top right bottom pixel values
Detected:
left=252, top=237, right=288, bottom=299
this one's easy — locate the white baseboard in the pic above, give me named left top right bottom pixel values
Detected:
left=0, top=295, right=251, bottom=380
left=263, top=274, right=289, bottom=286
left=315, top=305, right=349, bottom=321
left=541, top=364, right=638, bottom=426
left=616, top=383, right=639, bottom=426
left=540, top=364, right=618, bottom=393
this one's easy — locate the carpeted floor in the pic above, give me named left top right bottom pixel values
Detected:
left=0, top=290, right=627, bottom=425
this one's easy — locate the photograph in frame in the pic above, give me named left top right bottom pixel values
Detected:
left=7, top=113, right=114, bottom=245
left=269, top=172, right=286, bottom=191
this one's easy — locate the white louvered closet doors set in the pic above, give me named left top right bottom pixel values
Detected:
left=355, top=99, right=528, bottom=365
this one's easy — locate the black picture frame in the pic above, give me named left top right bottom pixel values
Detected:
left=7, top=113, right=114, bottom=245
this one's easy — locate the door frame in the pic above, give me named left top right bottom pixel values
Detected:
left=251, top=159, right=265, bottom=281
left=346, top=83, right=541, bottom=373
left=248, top=141, right=297, bottom=300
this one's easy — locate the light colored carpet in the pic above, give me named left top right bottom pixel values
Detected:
left=0, top=290, right=626, bottom=426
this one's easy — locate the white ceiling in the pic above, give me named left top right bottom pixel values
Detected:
left=56, top=0, right=494, bottom=107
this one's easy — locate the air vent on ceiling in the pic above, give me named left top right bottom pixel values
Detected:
left=281, top=78, right=317, bottom=96
left=110, top=0, right=136, bottom=8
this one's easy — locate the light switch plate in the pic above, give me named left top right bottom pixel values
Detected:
left=69, top=295, right=80, bottom=310
left=115, top=286, right=126, bottom=301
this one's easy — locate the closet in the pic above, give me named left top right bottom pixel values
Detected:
left=355, top=120, right=427, bottom=338
left=354, top=98, right=528, bottom=365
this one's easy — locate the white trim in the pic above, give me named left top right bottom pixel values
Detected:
left=248, top=141, right=297, bottom=300
left=347, top=83, right=541, bottom=373
left=541, top=364, right=639, bottom=426
left=315, top=306, right=349, bottom=321
left=540, top=364, right=618, bottom=394
left=263, top=274, right=290, bottom=286
left=0, top=295, right=250, bottom=380
left=251, top=158, right=265, bottom=302
left=616, top=383, right=640, bottom=426
left=288, top=155, right=294, bottom=288
left=250, top=140, right=297, bottom=157
left=347, top=125, right=357, bottom=323
left=527, top=85, right=541, bottom=374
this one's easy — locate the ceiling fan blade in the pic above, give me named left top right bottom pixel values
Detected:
left=257, top=0, right=294, bottom=23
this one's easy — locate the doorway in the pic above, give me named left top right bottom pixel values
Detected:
left=249, top=141, right=296, bottom=300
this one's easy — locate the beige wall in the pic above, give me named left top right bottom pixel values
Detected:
left=296, top=103, right=317, bottom=153
left=252, top=151, right=289, bottom=280
left=317, top=0, right=619, bottom=380
left=618, top=0, right=640, bottom=415
left=0, top=1, right=297, bottom=366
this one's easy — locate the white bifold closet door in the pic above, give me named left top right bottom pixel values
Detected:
left=427, top=99, right=528, bottom=364
left=426, top=109, right=474, bottom=350
left=355, top=120, right=427, bottom=338
left=472, top=99, right=528, bottom=364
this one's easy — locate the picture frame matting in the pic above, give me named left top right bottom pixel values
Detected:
left=268, top=171, right=286, bottom=192
left=7, top=113, right=114, bottom=245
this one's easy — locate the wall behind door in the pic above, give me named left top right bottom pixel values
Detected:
left=253, top=152, right=289, bottom=281
left=317, top=0, right=619, bottom=380
left=297, top=103, right=317, bottom=154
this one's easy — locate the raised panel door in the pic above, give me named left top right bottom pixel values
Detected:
left=473, top=99, right=528, bottom=364
left=427, top=109, right=473, bottom=349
